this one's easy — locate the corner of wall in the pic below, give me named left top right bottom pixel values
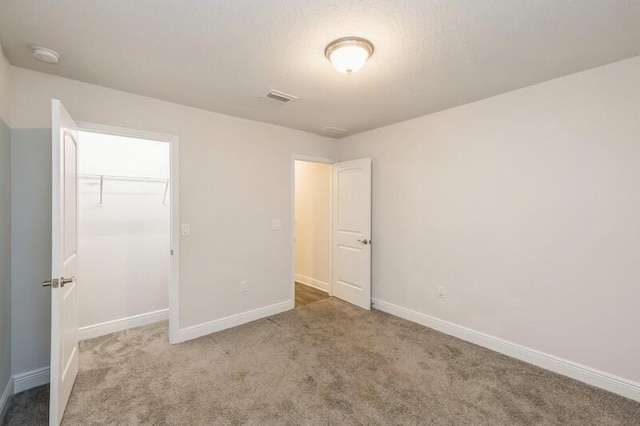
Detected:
left=0, top=42, right=13, bottom=418
left=0, top=376, right=13, bottom=423
left=0, top=45, right=11, bottom=127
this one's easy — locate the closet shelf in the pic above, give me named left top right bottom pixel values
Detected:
left=79, top=173, right=168, bottom=183
left=79, top=174, right=170, bottom=206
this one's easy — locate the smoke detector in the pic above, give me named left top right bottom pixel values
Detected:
left=265, top=90, right=297, bottom=103
left=31, top=46, right=60, bottom=64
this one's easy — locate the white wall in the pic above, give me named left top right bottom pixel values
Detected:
left=0, top=45, right=12, bottom=416
left=339, top=55, right=640, bottom=384
left=9, top=66, right=338, bottom=376
left=294, top=161, right=331, bottom=291
left=78, top=133, right=170, bottom=329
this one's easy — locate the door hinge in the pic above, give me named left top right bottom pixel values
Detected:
left=170, top=249, right=174, bottom=256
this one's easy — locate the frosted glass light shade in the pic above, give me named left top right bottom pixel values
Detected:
left=325, top=37, right=374, bottom=75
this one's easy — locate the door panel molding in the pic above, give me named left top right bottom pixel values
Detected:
left=50, top=99, right=80, bottom=426
left=332, top=158, right=372, bottom=310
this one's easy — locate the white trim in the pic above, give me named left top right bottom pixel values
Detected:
left=177, top=301, right=291, bottom=343
left=77, top=309, right=169, bottom=341
left=76, top=121, right=177, bottom=144
left=290, top=154, right=335, bottom=306
left=76, top=121, right=181, bottom=345
left=0, top=377, right=13, bottom=422
left=13, top=367, right=50, bottom=394
left=294, top=274, right=329, bottom=293
left=168, top=131, right=180, bottom=344
left=372, top=298, right=640, bottom=402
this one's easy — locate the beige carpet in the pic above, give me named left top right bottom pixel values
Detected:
left=5, top=297, right=640, bottom=425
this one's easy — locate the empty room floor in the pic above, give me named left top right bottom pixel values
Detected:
left=3, top=298, right=640, bottom=425
left=295, top=282, right=329, bottom=307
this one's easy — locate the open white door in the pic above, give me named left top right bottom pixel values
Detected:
left=47, top=99, right=80, bottom=426
left=332, top=158, right=372, bottom=310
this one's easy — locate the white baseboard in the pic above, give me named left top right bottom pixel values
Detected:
left=0, top=376, right=13, bottom=422
left=13, top=367, right=50, bottom=394
left=295, top=273, right=329, bottom=293
left=177, top=301, right=291, bottom=343
left=78, top=309, right=169, bottom=341
left=372, top=298, right=640, bottom=402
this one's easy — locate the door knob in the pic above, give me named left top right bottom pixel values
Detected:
left=60, top=276, right=75, bottom=287
left=42, top=278, right=59, bottom=288
left=357, top=239, right=371, bottom=245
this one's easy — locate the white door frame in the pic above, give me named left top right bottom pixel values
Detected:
left=75, top=121, right=180, bottom=344
left=290, top=154, right=334, bottom=307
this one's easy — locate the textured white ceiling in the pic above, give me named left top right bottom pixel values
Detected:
left=1, top=1, right=639, bottom=137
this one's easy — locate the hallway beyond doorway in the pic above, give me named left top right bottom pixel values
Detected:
left=294, top=282, right=329, bottom=308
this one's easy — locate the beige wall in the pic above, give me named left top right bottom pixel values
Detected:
left=294, top=161, right=331, bottom=291
left=8, top=51, right=640, bottom=399
left=9, top=66, right=338, bottom=376
left=0, top=45, right=11, bottom=413
left=0, top=47, right=9, bottom=124
left=339, top=55, right=640, bottom=384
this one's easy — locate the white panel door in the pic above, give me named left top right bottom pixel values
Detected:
left=332, top=158, right=372, bottom=309
left=49, top=99, right=80, bottom=426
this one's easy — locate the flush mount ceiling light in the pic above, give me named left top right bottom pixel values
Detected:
left=325, top=37, right=374, bottom=75
left=31, top=46, right=60, bottom=64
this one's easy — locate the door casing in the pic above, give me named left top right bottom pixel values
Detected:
left=290, top=155, right=335, bottom=306
left=76, top=121, right=181, bottom=344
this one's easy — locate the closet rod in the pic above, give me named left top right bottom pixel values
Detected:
left=79, top=174, right=170, bottom=206
left=79, top=173, right=168, bottom=183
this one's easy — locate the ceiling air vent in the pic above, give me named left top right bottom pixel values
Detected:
left=265, top=90, right=297, bottom=103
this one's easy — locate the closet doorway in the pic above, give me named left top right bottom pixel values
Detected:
left=75, top=125, right=178, bottom=342
left=293, top=159, right=332, bottom=307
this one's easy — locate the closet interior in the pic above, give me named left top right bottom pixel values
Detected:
left=77, top=130, right=171, bottom=338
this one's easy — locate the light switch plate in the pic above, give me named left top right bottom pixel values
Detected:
left=272, top=219, right=281, bottom=230
left=181, top=223, right=191, bottom=236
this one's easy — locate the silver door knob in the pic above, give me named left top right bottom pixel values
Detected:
left=357, top=239, right=371, bottom=245
left=60, top=276, right=75, bottom=287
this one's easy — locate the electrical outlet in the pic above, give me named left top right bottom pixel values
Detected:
left=437, top=285, right=445, bottom=299
left=240, top=280, right=249, bottom=293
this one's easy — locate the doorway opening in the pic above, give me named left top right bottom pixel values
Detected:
left=291, top=156, right=373, bottom=310
left=76, top=128, right=176, bottom=340
left=293, top=159, right=332, bottom=307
